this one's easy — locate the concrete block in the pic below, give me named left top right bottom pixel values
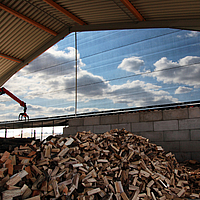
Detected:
left=111, top=123, right=131, bottom=132
left=164, top=130, right=190, bottom=141
left=84, top=116, right=100, bottom=126
left=94, top=125, right=111, bottom=134
left=179, top=118, right=200, bottom=130
left=131, top=122, right=153, bottom=132
left=68, top=118, right=84, bottom=127
left=63, top=127, right=77, bottom=137
left=119, top=112, right=139, bottom=123
left=140, top=110, right=162, bottom=122
left=191, top=129, right=200, bottom=140
left=100, top=115, right=118, bottom=125
left=155, top=141, right=180, bottom=152
left=192, top=152, right=200, bottom=162
left=189, top=107, right=200, bottom=118
left=138, top=131, right=163, bottom=142
left=180, top=141, right=200, bottom=152
left=77, top=126, right=94, bottom=133
left=154, top=120, right=178, bottom=131
left=163, top=108, right=188, bottom=120
left=174, top=152, right=192, bottom=162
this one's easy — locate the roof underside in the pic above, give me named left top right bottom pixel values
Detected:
left=0, top=0, right=200, bottom=87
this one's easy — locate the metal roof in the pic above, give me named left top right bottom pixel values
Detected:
left=0, top=0, right=200, bottom=87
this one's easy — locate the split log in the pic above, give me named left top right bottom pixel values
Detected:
left=2, top=189, right=21, bottom=199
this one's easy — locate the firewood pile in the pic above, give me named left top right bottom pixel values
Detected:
left=0, top=129, right=199, bottom=200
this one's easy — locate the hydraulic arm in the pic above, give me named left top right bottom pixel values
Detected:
left=0, top=87, right=29, bottom=121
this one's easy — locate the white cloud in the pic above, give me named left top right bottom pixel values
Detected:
left=175, top=86, right=193, bottom=94
left=186, top=31, right=200, bottom=38
left=77, top=70, right=109, bottom=99
left=0, top=102, right=100, bottom=121
left=5, top=46, right=109, bottom=102
left=194, top=84, right=200, bottom=88
left=20, top=45, right=85, bottom=77
left=107, top=80, right=178, bottom=107
left=118, top=56, right=144, bottom=73
left=0, top=102, right=21, bottom=112
left=149, top=56, right=200, bottom=86
left=0, top=94, right=12, bottom=102
left=0, top=102, right=27, bottom=121
left=177, top=31, right=200, bottom=38
left=28, top=105, right=110, bottom=119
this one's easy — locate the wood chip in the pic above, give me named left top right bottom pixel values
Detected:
left=87, top=188, right=101, bottom=196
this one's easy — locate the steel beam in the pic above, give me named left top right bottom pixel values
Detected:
left=70, top=19, right=200, bottom=32
left=0, top=3, right=57, bottom=36
left=0, top=53, right=23, bottom=63
left=43, top=0, right=87, bottom=25
left=120, top=0, right=145, bottom=21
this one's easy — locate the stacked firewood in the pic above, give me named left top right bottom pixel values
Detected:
left=0, top=129, right=199, bottom=199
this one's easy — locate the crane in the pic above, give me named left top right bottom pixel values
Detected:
left=0, top=87, right=29, bottom=121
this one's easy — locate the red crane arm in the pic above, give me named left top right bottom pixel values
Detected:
left=0, top=87, right=29, bottom=121
left=0, top=87, right=25, bottom=107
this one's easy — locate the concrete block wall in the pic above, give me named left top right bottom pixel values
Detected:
left=63, top=106, right=200, bottom=162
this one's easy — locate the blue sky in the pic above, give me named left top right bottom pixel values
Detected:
left=0, top=28, right=200, bottom=122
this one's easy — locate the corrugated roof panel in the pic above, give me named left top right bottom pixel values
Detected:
left=1, top=15, right=28, bottom=49
left=132, top=0, right=200, bottom=8
left=18, top=35, right=54, bottom=61
left=0, top=10, right=14, bottom=28
left=1, top=0, right=65, bottom=32
left=0, top=8, right=62, bottom=60
left=131, top=0, right=200, bottom=20
left=4, top=0, right=21, bottom=10
left=9, top=30, right=49, bottom=60
left=56, top=0, right=137, bottom=24
left=39, top=3, right=85, bottom=25
left=30, top=0, right=76, bottom=25
left=1, top=16, right=48, bottom=58
left=0, top=59, right=17, bottom=75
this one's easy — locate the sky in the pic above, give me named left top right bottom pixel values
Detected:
left=0, top=28, right=200, bottom=125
